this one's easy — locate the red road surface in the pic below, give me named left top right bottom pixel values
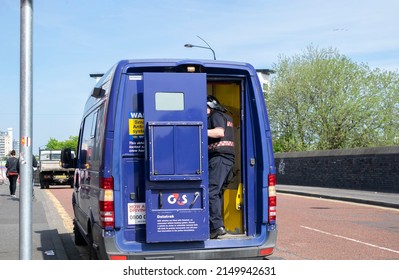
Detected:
left=48, top=187, right=399, bottom=260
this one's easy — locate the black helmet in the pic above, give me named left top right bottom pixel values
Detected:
left=207, top=95, right=227, bottom=112
left=207, top=95, right=219, bottom=109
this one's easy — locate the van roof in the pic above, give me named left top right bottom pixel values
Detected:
left=117, top=58, right=254, bottom=71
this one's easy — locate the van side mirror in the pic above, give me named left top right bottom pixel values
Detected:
left=91, top=87, right=105, bottom=98
left=61, top=148, right=75, bottom=168
left=80, top=150, right=87, bottom=166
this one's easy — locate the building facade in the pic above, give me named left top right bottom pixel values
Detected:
left=0, top=128, right=14, bottom=159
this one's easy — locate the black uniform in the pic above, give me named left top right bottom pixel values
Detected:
left=17, top=155, right=38, bottom=198
left=208, top=109, right=235, bottom=234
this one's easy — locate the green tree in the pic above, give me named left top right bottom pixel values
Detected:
left=369, top=69, right=399, bottom=146
left=266, top=45, right=399, bottom=152
left=44, top=136, right=78, bottom=150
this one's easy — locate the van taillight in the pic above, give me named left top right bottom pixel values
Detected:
left=99, top=177, right=114, bottom=230
left=268, top=174, right=277, bottom=224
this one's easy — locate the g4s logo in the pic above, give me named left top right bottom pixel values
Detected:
left=167, top=193, right=188, bottom=205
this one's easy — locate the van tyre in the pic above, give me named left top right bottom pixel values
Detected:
left=89, top=233, right=99, bottom=260
left=39, top=177, right=45, bottom=189
left=73, top=221, right=86, bottom=246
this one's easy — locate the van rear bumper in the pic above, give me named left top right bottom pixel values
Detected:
left=101, top=228, right=277, bottom=260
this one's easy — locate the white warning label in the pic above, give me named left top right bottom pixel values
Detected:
left=127, top=203, right=146, bottom=225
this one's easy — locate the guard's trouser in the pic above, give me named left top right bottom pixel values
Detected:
left=208, top=155, right=234, bottom=231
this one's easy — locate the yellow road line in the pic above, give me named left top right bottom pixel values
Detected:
left=45, top=190, right=74, bottom=233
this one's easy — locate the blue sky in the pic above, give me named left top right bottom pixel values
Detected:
left=1, top=0, right=398, bottom=155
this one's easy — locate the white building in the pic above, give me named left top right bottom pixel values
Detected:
left=0, top=128, right=14, bottom=158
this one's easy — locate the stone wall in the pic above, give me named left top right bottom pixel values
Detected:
left=275, top=146, right=399, bottom=193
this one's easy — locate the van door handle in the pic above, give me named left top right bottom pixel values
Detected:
left=189, top=192, right=200, bottom=208
left=159, top=192, right=162, bottom=209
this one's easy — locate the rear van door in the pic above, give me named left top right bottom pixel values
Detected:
left=142, top=72, right=209, bottom=242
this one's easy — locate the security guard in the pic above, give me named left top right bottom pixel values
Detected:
left=207, top=95, right=235, bottom=239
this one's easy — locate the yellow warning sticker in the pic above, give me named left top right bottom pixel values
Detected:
left=129, top=119, right=144, bottom=135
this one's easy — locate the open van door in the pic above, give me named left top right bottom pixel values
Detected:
left=143, top=72, right=209, bottom=242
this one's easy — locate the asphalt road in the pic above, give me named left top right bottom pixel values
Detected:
left=48, top=187, right=399, bottom=260
left=270, top=193, right=399, bottom=260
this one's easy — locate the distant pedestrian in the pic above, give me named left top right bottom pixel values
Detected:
left=5, top=150, right=19, bottom=197
left=17, top=153, right=38, bottom=199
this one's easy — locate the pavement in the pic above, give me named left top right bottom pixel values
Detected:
left=277, top=184, right=399, bottom=209
left=0, top=182, right=81, bottom=260
left=0, top=181, right=398, bottom=260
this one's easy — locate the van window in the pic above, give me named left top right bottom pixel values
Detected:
left=80, top=106, right=104, bottom=169
left=91, top=111, right=98, bottom=138
left=155, top=92, right=184, bottom=111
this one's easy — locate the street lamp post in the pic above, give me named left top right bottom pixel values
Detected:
left=184, top=35, right=216, bottom=60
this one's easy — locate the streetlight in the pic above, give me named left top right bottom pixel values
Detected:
left=184, top=35, right=216, bottom=60
left=38, top=145, right=47, bottom=153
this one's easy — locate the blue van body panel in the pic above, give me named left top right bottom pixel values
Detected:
left=142, top=72, right=209, bottom=243
left=72, top=59, right=277, bottom=259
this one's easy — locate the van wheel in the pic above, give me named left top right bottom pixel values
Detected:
left=40, top=179, right=45, bottom=189
left=73, top=222, right=86, bottom=246
left=89, top=233, right=99, bottom=260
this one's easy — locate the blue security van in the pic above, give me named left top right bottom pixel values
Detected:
left=61, top=59, right=277, bottom=259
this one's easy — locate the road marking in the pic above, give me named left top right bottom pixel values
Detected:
left=301, top=225, right=399, bottom=255
left=46, top=190, right=74, bottom=233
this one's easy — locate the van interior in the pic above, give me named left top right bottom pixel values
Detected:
left=207, top=81, right=243, bottom=235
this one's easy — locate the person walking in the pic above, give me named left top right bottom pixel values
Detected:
left=207, top=95, right=235, bottom=239
left=17, top=153, right=38, bottom=199
left=5, top=150, right=19, bottom=197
